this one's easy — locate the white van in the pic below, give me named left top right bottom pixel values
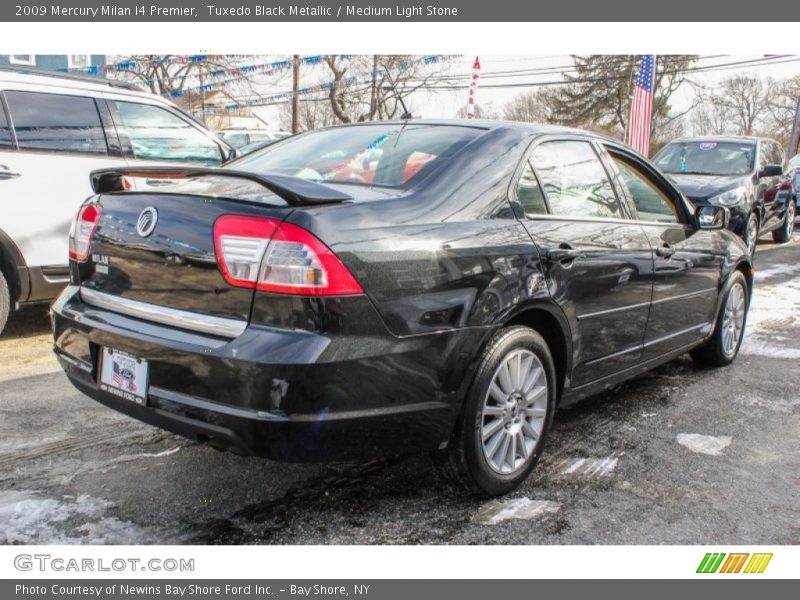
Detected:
left=0, top=66, right=233, bottom=333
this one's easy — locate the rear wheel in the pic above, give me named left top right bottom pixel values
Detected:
left=690, top=271, right=749, bottom=367
left=772, top=200, right=795, bottom=243
left=434, top=326, right=556, bottom=497
left=0, top=271, right=9, bottom=336
left=744, top=213, right=759, bottom=258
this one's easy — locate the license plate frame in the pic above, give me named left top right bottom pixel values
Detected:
left=99, top=347, right=149, bottom=406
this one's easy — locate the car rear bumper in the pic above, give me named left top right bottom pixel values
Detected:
left=52, top=286, right=464, bottom=461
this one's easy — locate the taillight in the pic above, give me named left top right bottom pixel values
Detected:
left=68, top=204, right=101, bottom=262
left=213, top=215, right=363, bottom=296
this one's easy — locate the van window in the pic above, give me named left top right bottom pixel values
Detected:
left=0, top=98, right=13, bottom=149
left=5, top=91, right=108, bottom=154
left=113, top=101, right=224, bottom=165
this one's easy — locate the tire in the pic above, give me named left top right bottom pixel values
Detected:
left=434, top=326, right=557, bottom=497
left=772, top=200, right=795, bottom=243
left=0, top=270, right=9, bottom=336
left=690, top=270, right=749, bottom=367
left=744, top=213, right=759, bottom=259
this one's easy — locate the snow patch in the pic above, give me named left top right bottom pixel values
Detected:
left=676, top=433, right=732, bottom=456
left=0, top=490, right=152, bottom=544
left=474, top=497, right=560, bottom=525
left=561, top=453, right=620, bottom=477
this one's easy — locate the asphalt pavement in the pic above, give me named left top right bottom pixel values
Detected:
left=1, top=232, right=799, bottom=544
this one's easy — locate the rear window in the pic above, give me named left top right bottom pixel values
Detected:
left=232, top=124, right=482, bottom=188
left=5, top=91, right=107, bottom=154
left=0, top=97, right=12, bottom=149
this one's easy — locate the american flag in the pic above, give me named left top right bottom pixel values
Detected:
left=465, top=56, right=481, bottom=119
left=627, top=55, right=656, bottom=156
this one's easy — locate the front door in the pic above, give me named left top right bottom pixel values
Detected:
left=606, top=148, right=722, bottom=359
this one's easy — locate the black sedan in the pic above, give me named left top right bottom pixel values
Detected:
left=653, top=136, right=796, bottom=257
left=52, top=121, right=753, bottom=496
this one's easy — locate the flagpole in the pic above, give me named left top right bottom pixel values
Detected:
left=623, top=55, right=637, bottom=142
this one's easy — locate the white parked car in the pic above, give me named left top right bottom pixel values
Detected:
left=0, top=66, right=233, bottom=334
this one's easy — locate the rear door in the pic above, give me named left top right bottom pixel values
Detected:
left=518, top=137, right=653, bottom=387
left=606, top=146, right=722, bottom=358
left=0, top=87, right=124, bottom=271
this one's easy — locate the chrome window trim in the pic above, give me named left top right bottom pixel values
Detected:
left=80, top=287, right=247, bottom=338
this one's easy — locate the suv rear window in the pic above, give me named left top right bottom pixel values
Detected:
left=233, top=124, right=482, bottom=188
left=4, top=91, right=107, bottom=154
left=0, top=97, right=12, bottom=149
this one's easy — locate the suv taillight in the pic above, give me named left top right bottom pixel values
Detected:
left=213, top=215, right=363, bottom=296
left=68, top=204, right=101, bottom=262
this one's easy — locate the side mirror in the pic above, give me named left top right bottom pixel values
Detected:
left=758, top=164, right=783, bottom=178
left=696, top=205, right=729, bottom=230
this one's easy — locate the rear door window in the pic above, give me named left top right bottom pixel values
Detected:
left=515, top=162, right=548, bottom=215
left=5, top=91, right=108, bottom=154
left=112, top=101, right=224, bottom=165
left=0, top=97, right=13, bottom=149
left=530, top=140, right=621, bottom=219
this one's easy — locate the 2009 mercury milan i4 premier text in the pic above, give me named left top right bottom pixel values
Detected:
left=52, top=121, right=753, bottom=496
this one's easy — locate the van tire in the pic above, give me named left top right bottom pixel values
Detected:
left=0, top=270, right=10, bottom=336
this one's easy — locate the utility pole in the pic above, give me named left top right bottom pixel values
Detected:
left=789, top=97, right=800, bottom=159
left=292, top=55, right=301, bottom=134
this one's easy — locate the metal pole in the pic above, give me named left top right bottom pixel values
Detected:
left=291, top=55, right=301, bottom=134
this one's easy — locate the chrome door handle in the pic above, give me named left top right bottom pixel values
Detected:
left=0, top=165, right=21, bottom=179
left=546, top=243, right=584, bottom=262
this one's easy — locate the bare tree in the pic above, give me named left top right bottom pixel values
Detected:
left=500, top=90, right=553, bottom=123
left=109, top=54, right=283, bottom=123
left=323, top=55, right=450, bottom=123
left=455, top=101, right=500, bottom=120
left=689, top=103, right=734, bottom=137
left=765, top=74, right=800, bottom=147
left=277, top=98, right=339, bottom=131
left=704, top=74, right=771, bottom=136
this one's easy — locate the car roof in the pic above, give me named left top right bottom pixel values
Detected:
left=665, top=135, right=773, bottom=145
left=0, top=64, right=154, bottom=99
left=307, top=118, right=605, bottom=142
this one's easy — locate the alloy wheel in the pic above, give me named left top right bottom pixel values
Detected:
left=480, top=349, right=548, bottom=475
left=745, top=216, right=758, bottom=257
left=785, top=202, right=796, bottom=238
left=721, top=282, right=746, bottom=357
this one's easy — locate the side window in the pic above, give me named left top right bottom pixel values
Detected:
left=0, top=97, right=13, bottom=149
left=515, top=162, right=548, bottom=215
left=613, top=157, right=680, bottom=223
left=5, top=91, right=107, bottom=154
left=757, top=143, right=769, bottom=170
left=530, top=140, right=621, bottom=219
left=113, top=101, right=223, bottom=165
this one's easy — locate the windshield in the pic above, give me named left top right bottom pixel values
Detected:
left=231, top=123, right=482, bottom=188
left=654, top=141, right=756, bottom=176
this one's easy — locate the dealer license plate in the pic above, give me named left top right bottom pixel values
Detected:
left=99, top=348, right=149, bottom=405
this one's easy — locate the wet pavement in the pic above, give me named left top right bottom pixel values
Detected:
left=1, top=233, right=799, bottom=545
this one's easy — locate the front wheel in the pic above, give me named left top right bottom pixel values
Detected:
left=772, top=200, right=796, bottom=243
left=690, top=271, right=749, bottom=367
left=434, top=326, right=557, bottom=497
left=0, top=270, right=9, bottom=336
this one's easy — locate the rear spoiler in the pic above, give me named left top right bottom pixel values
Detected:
left=89, top=167, right=353, bottom=206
